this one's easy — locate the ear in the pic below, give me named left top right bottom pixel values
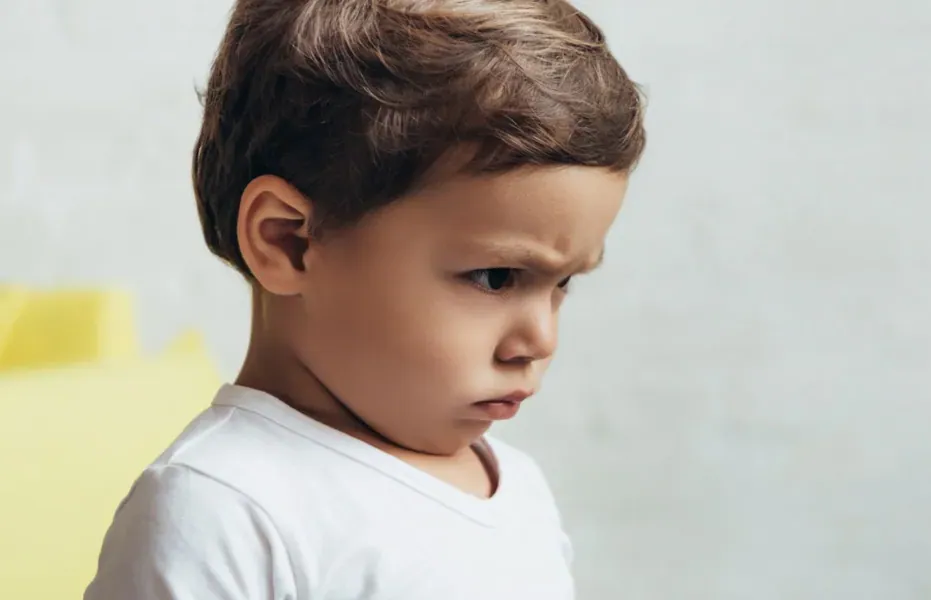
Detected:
left=237, top=175, right=313, bottom=296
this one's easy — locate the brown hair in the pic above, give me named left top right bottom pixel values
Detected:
left=193, top=0, right=646, bottom=276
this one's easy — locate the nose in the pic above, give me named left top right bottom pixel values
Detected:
left=495, top=301, right=559, bottom=365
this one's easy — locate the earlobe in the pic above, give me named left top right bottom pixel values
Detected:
left=237, top=175, right=313, bottom=296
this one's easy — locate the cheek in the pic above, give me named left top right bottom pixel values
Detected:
left=302, top=264, right=496, bottom=397
left=371, top=295, right=494, bottom=388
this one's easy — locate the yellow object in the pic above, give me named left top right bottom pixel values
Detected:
left=0, top=287, right=220, bottom=599
left=0, top=286, right=139, bottom=371
left=0, top=286, right=29, bottom=358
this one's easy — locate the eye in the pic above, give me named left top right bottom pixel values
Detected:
left=557, top=275, right=573, bottom=291
left=467, top=268, right=517, bottom=292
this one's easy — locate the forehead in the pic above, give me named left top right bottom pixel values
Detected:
left=400, top=166, right=629, bottom=249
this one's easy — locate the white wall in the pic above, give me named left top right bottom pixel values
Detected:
left=2, top=1, right=929, bottom=598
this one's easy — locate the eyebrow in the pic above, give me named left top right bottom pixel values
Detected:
left=469, top=241, right=605, bottom=275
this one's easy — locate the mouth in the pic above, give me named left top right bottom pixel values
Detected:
left=472, top=391, right=533, bottom=421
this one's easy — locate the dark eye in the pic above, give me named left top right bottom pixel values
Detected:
left=468, top=268, right=516, bottom=292
left=558, top=275, right=573, bottom=290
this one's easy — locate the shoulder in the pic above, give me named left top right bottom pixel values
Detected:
left=149, top=397, right=336, bottom=510
left=108, top=463, right=283, bottom=546
left=86, top=387, right=367, bottom=599
left=85, top=464, right=297, bottom=599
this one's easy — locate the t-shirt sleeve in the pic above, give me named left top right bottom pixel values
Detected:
left=84, top=464, right=296, bottom=600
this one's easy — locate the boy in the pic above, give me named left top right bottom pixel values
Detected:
left=85, top=0, right=645, bottom=598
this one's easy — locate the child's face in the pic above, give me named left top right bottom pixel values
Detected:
left=291, top=166, right=628, bottom=455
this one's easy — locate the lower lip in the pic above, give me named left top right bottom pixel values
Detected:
left=473, top=400, right=522, bottom=420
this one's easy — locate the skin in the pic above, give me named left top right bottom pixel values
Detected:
left=236, top=162, right=628, bottom=497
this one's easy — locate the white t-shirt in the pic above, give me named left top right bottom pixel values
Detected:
left=84, top=384, right=574, bottom=600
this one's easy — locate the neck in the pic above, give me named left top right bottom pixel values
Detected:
left=236, top=290, right=496, bottom=497
left=235, top=290, right=433, bottom=455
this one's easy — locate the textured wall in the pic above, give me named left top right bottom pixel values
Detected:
left=1, top=1, right=929, bottom=598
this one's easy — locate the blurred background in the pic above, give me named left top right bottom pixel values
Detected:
left=1, top=0, right=929, bottom=598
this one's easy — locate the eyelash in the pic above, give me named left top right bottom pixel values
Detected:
left=465, top=268, right=573, bottom=294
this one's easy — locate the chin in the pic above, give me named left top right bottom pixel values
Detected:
left=411, top=421, right=491, bottom=457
